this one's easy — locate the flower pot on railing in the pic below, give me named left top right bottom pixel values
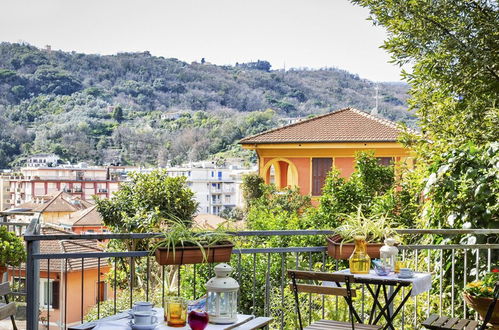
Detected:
left=463, top=293, right=499, bottom=328
left=155, top=243, right=234, bottom=265
left=326, top=234, right=383, bottom=260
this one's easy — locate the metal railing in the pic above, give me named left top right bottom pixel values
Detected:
left=9, top=218, right=499, bottom=329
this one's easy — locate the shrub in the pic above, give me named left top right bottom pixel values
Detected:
left=0, top=226, right=25, bottom=268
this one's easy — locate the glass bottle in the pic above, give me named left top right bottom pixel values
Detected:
left=349, top=235, right=371, bottom=274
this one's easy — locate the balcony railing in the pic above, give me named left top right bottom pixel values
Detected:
left=2, top=217, right=498, bottom=330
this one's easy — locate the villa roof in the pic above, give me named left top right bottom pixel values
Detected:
left=61, top=205, right=104, bottom=227
left=14, top=191, right=92, bottom=213
left=239, top=108, right=407, bottom=144
left=38, top=226, right=104, bottom=272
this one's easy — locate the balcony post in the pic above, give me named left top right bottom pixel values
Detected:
left=25, top=217, right=40, bottom=330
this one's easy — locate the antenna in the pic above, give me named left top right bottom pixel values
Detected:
left=371, top=83, right=379, bottom=116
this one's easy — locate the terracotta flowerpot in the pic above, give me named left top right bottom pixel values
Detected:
left=155, top=243, right=234, bottom=265
left=463, top=293, right=499, bottom=328
left=326, top=235, right=383, bottom=260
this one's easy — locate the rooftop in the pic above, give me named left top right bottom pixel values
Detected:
left=239, top=107, right=407, bottom=144
left=38, top=225, right=104, bottom=271
left=14, top=191, right=93, bottom=213
left=60, top=205, right=103, bottom=227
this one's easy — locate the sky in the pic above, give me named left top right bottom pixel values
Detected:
left=0, top=0, right=405, bottom=82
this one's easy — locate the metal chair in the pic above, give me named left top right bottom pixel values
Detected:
left=288, top=270, right=380, bottom=330
left=422, top=281, right=499, bottom=330
left=0, top=282, right=17, bottom=330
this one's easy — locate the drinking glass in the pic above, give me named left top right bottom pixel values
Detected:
left=394, top=256, right=405, bottom=273
left=166, top=296, right=187, bottom=327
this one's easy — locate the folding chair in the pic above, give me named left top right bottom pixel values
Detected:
left=288, top=270, right=380, bottom=330
left=0, top=282, right=17, bottom=330
left=422, top=281, right=499, bottom=330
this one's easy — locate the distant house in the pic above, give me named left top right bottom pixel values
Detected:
left=58, top=206, right=106, bottom=234
left=26, top=154, right=60, bottom=168
left=240, top=108, right=413, bottom=199
left=11, top=191, right=93, bottom=223
left=7, top=226, right=111, bottom=329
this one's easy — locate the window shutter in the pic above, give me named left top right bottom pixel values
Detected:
left=312, top=158, right=332, bottom=196
left=377, top=157, right=393, bottom=166
left=51, top=281, right=60, bottom=309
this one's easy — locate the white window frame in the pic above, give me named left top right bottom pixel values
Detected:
left=40, top=278, right=54, bottom=309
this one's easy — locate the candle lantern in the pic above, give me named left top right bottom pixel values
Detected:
left=205, top=263, right=239, bottom=324
left=379, top=238, right=398, bottom=270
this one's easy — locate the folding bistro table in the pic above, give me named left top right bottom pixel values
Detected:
left=329, top=269, right=432, bottom=330
left=69, top=308, right=272, bottom=330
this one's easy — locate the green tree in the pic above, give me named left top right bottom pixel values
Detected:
left=112, top=105, right=124, bottom=123
left=315, top=151, right=395, bottom=228
left=0, top=226, right=26, bottom=269
left=94, top=170, right=198, bottom=292
left=352, top=0, right=499, bottom=230
left=241, top=173, right=265, bottom=209
left=95, top=170, right=198, bottom=233
left=352, top=0, right=499, bottom=153
left=420, top=142, right=498, bottom=230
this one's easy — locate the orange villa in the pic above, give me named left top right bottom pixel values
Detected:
left=240, top=108, right=413, bottom=200
left=7, top=226, right=111, bottom=329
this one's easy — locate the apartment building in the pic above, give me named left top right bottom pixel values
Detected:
left=25, top=153, right=61, bottom=168
left=166, top=162, right=254, bottom=215
left=0, top=165, right=124, bottom=210
left=0, top=173, right=10, bottom=211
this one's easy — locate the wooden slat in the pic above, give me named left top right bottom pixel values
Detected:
left=422, top=314, right=441, bottom=327
left=230, top=317, right=273, bottom=329
left=452, top=319, right=471, bottom=329
left=0, top=282, right=10, bottom=296
left=289, top=284, right=356, bottom=297
left=306, top=319, right=380, bottom=329
left=314, top=319, right=380, bottom=329
left=287, top=270, right=354, bottom=283
left=464, top=320, right=479, bottom=330
left=443, top=318, right=460, bottom=328
left=0, top=302, right=16, bottom=320
left=433, top=316, right=450, bottom=327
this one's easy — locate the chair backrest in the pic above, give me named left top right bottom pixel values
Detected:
left=287, top=270, right=357, bottom=298
left=0, top=282, right=10, bottom=296
left=287, top=270, right=357, bottom=330
left=478, top=281, right=499, bottom=330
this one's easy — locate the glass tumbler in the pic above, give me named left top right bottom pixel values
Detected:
left=166, top=296, right=187, bottom=327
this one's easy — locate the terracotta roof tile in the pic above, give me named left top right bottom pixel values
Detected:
left=239, top=108, right=407, bottom=144
left=61, top=206, right=103, bottom=227
left=37, top=226, right=104, bottom=272
left=13, top=191, right=91, bottom=213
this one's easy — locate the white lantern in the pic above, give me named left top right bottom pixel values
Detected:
left=206, top=263, right=239, bottom=324
left=380, top=238, right=398, bottom=270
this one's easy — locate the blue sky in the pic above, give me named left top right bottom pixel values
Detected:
left=0, top=0, right=406, bottom=82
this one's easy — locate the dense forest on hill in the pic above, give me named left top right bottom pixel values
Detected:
left=0, top=42, right=414, bottom=167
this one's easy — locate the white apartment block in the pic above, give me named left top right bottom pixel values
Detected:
left=165, top=163, right=254, bottom=216
left=25, top=153, right=61, bottom=167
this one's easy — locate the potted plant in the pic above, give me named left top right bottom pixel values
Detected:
left=0, top=226, right=26, bottom=281
left=326, top=206, right=399, bottom=260
left=463, top=268, right=499, bottom=327
left=153, top=220, right=233, bottom=265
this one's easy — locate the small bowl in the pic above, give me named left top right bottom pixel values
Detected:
left=374, top=266, right=391, bottom=276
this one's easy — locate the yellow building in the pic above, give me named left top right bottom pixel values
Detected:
left=240, top=108, right=412, bottom=199
left=12, top=191, right=93, bottom=223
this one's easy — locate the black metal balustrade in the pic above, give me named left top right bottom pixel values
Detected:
left=0, top=216, right=498, bottom=330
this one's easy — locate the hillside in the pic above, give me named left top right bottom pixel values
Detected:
left=0, top=42, right=415, bottom=167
